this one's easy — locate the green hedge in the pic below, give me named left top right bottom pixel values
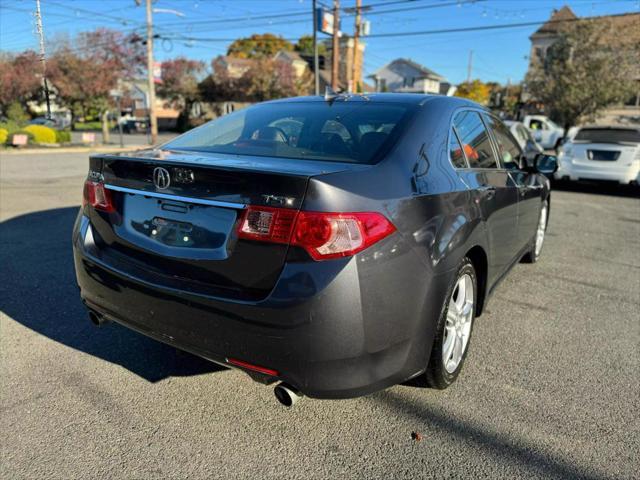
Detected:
left=0, top=121, right=22, bottom=135
left=74, top=121, right=110, bottom=131
left=55, top=129, right=72, bottom=143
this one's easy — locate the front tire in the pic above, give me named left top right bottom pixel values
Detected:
left=424, top=257, right=477, bottom=389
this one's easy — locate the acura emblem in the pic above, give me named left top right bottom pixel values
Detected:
left=153, top=167, right=171, bottom=190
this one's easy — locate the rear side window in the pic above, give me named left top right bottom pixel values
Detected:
left=452, top=111, right=497, bottom=169
left=484, top=115, right=522, bottom=169
left=448, top=128, right=468, bottom=168
left=574, top=128, right=640, bottom=144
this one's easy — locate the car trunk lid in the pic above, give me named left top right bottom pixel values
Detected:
left=85, top=149, right=366, bottom=300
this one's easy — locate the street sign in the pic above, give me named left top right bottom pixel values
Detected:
left=317, top=8, right=339, bottom=36
left=12, top=134, right=28, bottom=146
left=153, top=62, right=162, bottom=84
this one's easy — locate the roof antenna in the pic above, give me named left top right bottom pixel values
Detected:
left=324, top=86, right=339, bottom=103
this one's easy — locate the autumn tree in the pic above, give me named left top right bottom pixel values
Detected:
left=526, top=19, right=638, bottom=134
left=48, top=28, right=144, bottom=140
left=244, top=59, right=305, bottom=101
left=0, top=51, right=42, bottom=114
left=156, top=57, right=205, bottom=131
left=455, top=80, right=491, bottom=104
left=200, top=56, right=312, bottom=103
left=227, top=34, right=293, bottom=59
left=199, top=57, right=252, bottom=102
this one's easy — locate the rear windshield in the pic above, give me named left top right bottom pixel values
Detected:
left=574, top=128, right=640, bottom=144
left=164, top=101, right=416, bottom=164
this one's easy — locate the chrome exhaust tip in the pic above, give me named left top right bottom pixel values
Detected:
left=274, top=382, right=303, bottom=407
left=88, top=311, right=108, bottom=327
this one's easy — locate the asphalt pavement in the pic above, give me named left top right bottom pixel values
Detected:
left=1, top=152, right=639, bottom=479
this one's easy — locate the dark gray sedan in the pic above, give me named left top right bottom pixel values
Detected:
left=73, top=94, right=556, bottom=406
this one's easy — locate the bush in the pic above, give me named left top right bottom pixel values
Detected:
left=6, top=102, right=29, bottom=125
left=0, top=120, right=22, bottom=135
left=55, top=129, right=72, bottom=144
left=23, top=124, right=57, bottom=144
left=74, top=121, right=103, bottom=131
left=0, top=128, right=8, bottom=144
left=7, top=130, right=34, bottom=145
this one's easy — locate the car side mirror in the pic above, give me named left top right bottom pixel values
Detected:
left=533, top=154, right=558, bottom=174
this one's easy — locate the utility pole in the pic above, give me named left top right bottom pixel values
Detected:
left=312, top=0, right=319, bottom=95
left=352, top=0, right=361, bottom=93
left=34, top=0, right=51, bottom=119
left=466, top=50, right=473, bottom=84
left=331, top=0, right=340, bottom=91
left=145, top=0, right=158, bottom=145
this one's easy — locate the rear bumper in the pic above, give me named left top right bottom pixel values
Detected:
left=73, top=212, right=446, bottom=399
left=555, top=158, right=639, bottom=184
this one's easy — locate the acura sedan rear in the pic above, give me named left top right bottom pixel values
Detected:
left=73, top=94, right=554, bottom=402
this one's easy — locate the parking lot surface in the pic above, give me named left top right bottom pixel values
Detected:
left=1, top=152, right=639, bottom=479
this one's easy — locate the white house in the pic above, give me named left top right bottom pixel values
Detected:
left=369, top=58, right=455, bottom=95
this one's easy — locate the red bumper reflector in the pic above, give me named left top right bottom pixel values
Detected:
left=227, top=358, right=279, bottom=377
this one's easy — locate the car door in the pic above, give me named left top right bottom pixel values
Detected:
left=451, top=110, right=520, bottom=282
left=484, top=114, right=542, bottom=252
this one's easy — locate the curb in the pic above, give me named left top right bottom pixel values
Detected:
left=0, top=145, right=150, bottom=156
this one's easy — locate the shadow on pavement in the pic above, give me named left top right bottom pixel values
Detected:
left=0, top=207, right=226, bottom=382
left=551, top=179, right=640, bottom=198
left=374, top=390, right=608, bottom=480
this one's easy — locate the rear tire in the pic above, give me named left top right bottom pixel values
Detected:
left=423, top=257, right=477, bottom=389
left=522, top=200, right=548, bottom=264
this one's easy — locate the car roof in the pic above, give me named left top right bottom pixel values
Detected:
left=261, top=93, right=482, bottom=108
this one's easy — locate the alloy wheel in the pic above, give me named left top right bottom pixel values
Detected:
left=535, top=203, right=548, bottom=257
left=442, top=273, right=474, bottom=374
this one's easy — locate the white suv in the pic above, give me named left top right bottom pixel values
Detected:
left=556, top=126, right=640, bottom=185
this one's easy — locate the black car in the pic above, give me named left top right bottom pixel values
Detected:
left=73, top=94, right=556, bottom=406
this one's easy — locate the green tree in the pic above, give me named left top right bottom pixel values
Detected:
left=455, top=80, right=491, bottom=104
left=526, top=20, right=638, bottom=134
left=6, top=102, right=30, bottom=125
left=227, top=34, right=293, bottom=59
left=294, top=35, right=327, bottom=56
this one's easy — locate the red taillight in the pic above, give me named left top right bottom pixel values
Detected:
left=83, top=180, right=115, bottom=212
left=293, top=211, right=396, bottom=260
left=226, top=358, right=279, bottom=376
left=237, top=206, right=297, bottom=243
left=237, top=206, right=396, bottom=260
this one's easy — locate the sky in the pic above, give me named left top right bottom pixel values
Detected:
left=1, top=0, right=638, bottom=85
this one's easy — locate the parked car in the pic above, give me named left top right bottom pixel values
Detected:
left=522, top=115, right=564, bottom=150
left=504, top=120, right=544, bottom=155
left=29, top=114, right=71, bottom=129
left=29, top=117, right=57, bottom=128
left=555, top=126, right=640, bottom=185
left=73, top=94, right=556, bottom=405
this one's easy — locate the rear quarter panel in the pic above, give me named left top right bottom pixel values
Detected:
left=300, top=97, right=490, bottom=380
